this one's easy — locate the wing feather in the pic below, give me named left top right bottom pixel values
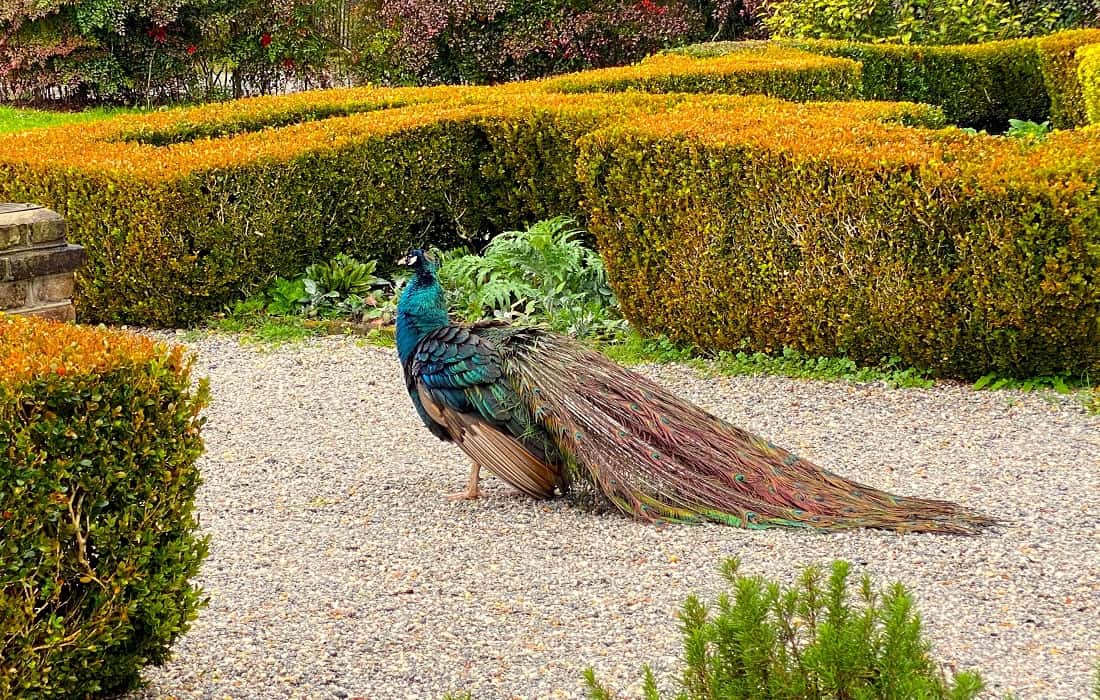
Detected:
left=418, top=383, right=558, bottom=498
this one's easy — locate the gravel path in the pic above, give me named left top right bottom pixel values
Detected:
left=127, top=333, right=1100, bottom=700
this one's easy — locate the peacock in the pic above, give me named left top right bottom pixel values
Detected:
left=395, top=248, right=994, bottom=534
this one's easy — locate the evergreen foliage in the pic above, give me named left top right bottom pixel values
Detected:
left=585, top=559, right=985, bottom=700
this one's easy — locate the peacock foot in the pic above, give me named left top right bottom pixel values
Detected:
left=447, top=487, right=484, bottom=501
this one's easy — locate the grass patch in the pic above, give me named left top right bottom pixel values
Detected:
left=598, top=330, right=701, bottom=366
left=709, top=347, right=935, bottom=388
left=0, top=106, right=136, bottom=134
left=973, top=371, right=1099, bottom=413
left=601, top=332, right=934, bottom=388
left=207, top=314, right=322, bottom=345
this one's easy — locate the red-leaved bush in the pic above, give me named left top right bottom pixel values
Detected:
left=356, top=0, right=709, bottom=84
left=1, top=0, right=339, bottom=104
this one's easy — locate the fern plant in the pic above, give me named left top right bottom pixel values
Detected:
left=586, top=559, right=985, bottom=700
left=437, top=217, right=626, bottom=339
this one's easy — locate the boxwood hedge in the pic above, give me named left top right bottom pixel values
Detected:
left=0, top=314, right=209, bottom=698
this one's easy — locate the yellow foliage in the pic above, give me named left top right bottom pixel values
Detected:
left=0, top=313, right=174, bottom=386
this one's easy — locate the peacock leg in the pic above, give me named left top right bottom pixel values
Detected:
left=448, top=461, right=483, bottom=500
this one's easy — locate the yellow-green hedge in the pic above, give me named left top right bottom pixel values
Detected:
left=577, top=96, right=1100, bottom=378
left=0, top=98, right=489, bottom=325
left=1, top=41, right=1097, bottom=378
left=0, top=45, right=868, bottom=327
left=778, top=37, right=1048, bottom=129
left=1037, top=29, right=1100, bottom=129
left=1078, top=43, right=1100, bottom=124
left=543, top=46, right=861, bottom=102
left=0, top=314, right=208, bottom=697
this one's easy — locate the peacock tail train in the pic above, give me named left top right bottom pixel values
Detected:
left=396, top=249, right=995, bottom=535
left=497, top=329, right=994, bottom=534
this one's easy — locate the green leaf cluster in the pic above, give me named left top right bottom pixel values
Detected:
left=586, top=559, right=984, bottom=700
left=1005, top=118, right=1051, bottom=140
left=227, top=252, right=400, bottom=330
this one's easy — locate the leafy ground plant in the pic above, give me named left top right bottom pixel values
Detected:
left=972, top=371, right=1098, bottom=413
left=199, top=218, right=1099, bottom=410
left=211, top=253, right=401, bottom=343
left=601, top=332, right=934, bottom=388
left=585, top=559, right=984, bottom=700
left=1006, top=118, right=1052, bottom=141
left=436, top=216, right=626, bottom=340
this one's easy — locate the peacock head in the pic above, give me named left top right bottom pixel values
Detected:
left=397, top=248, right=438, bottom=279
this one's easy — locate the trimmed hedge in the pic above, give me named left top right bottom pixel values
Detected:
left=1, top=40, right=1099, bottom=378
left=1037, top=29, right=1100, bottom=128
left=543, top=46, right=862, bottom=102
left=1078, top=43, right=1100, bottom=123
left=0, top=314, right=208, bottom=698
left=0, top=99, right=490, bottom=326
left=1, top=44, right=862, bottom=327
left=780, top=37, right=1049, bottom=129
left=576, top=97, right=1100, bottom=378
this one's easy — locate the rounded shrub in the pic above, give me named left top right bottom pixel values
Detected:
left=0, top=314, right=209, bottom=698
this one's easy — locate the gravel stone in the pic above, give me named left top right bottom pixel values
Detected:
left=125, top=333, right=1100, bottom=700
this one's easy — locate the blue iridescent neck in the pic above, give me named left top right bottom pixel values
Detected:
left=396, top=266, right=449, bottom=364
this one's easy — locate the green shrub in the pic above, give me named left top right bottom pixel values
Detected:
left=577, top=97, right=1100, bottom=378
left=765, top=0, right=897, bottom=43
left=1038, top=28, right=1100, bottom=128
left=1078, top=42, right=1100, bottom=122
left=0, top=314, right=209, bottom=698
left=0, top=102, right=492, bottom=326
left=585, top=559, right=984, bottom=700
left=783, top=37, right=1048, bottom=129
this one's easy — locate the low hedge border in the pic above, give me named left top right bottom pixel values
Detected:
left=0, top=314, right=209, bottom=698
left=1, top=37, right=1098, bottom=378
left=0, top=89, right=947, bottom=327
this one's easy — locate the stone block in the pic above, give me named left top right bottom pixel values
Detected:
left=0, top=279, right=30, bottom=309
left=23, top=302, right=76, bottom=323
left=3, top=245, right=86, bottom=282
left=0, top=226, right=19, bottom=250
left=32, top=273, right=76, bottom=304
left=0, top=204, right=66, bottom=249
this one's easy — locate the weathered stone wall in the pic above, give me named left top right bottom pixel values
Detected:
left=0, top=204, right=85, bottom=321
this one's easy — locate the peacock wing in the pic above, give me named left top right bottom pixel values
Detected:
left=411, top=325, right=561, bottom=498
